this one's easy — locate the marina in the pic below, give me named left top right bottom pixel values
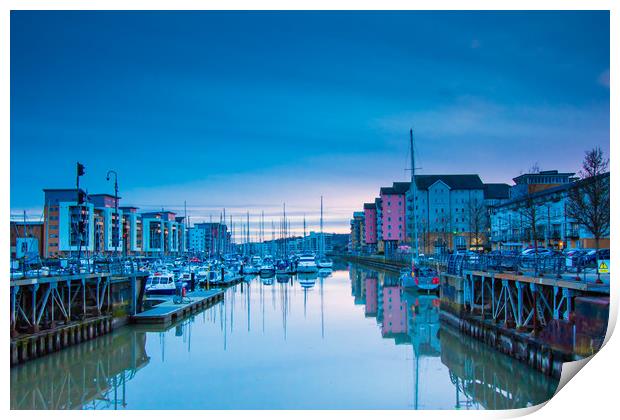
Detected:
left=8, top=9, right=611, bottom=412
left=10, top=261, right=560, bottom=410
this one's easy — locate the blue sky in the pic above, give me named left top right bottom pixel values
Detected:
left=10, top=11, right=610, bottom=234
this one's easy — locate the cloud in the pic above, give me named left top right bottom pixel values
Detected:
left=369, top=96, right=610, bottom=182
left=372, top=96, right=609, bottom=140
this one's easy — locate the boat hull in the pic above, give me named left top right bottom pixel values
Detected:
left=400, top=274, right=439, bottom=293
left=145, top=288, right=177, bottom=296
left=297, top=265, right=318, bottom=273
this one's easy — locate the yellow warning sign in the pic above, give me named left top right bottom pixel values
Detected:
left=598, top=260, right=610, bottom=274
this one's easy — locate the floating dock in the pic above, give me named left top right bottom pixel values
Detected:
left=132, top=289, right=224, bottom=325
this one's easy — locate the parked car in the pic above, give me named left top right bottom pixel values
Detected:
left=563, top=249, right=587, bottom=267
left=582, top=249, right=610, bottom=265
left=521, top=248, right=559, bottom=263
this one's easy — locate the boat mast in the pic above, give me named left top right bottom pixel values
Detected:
left=303, top=214, right=307, bottom=252
left=184, top=200, right=188, bottom=259
left=320, top=196, right=324, bottom=256
left=271, top=220, right=275, bottom=256
left=221, top=211, right=225, bottom=257
left=410, top=128, right=419, bottom=258
left=209, top=214, right=213, bottom=259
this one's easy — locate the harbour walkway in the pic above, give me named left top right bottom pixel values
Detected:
left=132, top=289, right=224, bottom=325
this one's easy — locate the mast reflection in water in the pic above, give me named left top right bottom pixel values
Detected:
left=11, top=262, right=559, bottom=410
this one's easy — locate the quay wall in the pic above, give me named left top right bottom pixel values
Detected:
left=439, top=272, right=609, bottom=378
left=340, top=255, right=407, bottom=273
left=341, top=254, right=609, bottom=379
left=10, top=273, right=148, bottom=366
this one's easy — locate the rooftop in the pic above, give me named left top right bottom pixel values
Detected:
left=493, top=172, right=609, bottom=209
left=89, top=193, right=123, bottom=199
left=483, top=183, right=511, bottom=200
left=512, top=170, right=575, bottom=184
left=414, top=174, right=484, bottom=190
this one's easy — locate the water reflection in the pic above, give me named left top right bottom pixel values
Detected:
left=11, top=327, right=150, bottom=409
left=351, top=263, right=558, bottom=409
left=11, top=263, right=558, bottom=410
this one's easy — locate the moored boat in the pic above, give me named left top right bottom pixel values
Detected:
left=145, top=272, right=178, bottom=295
left=399, top=266, right=440, bottom=293
left=297, top=253, right=318, bottom=273
left=259, top=256, right=276, bottom=276
left=316, top=256, right=333, bottom=269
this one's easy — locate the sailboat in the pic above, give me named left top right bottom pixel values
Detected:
left=316, top=196, right=334, bottom=269
left=400, top=129, right=440, bottom=293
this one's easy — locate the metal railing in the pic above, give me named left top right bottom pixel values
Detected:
left=421, top=253, right=602, bottom=280
left=10, top=257, right=141, bottom=280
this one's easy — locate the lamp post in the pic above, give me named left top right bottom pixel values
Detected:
left=106, top=170, right=120, bottom=262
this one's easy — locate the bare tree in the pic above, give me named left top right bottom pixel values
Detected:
left=417, top=218, right=430, bottom=255
left=467, top=200, right=487, bottom=251
left=567, top=148, right=610, bottom=282
left=529, top=162, right=541, bottom=174
left=518, top=195, right=544, bottom=274
left=430, top=216, right=451, bottom=254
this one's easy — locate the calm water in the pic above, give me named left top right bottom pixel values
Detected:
left=11, top=262, right=559, bottom=410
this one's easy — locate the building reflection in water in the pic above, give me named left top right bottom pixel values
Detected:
left=10, top=309, right=206, bottom=410
left=10, top=327, right=150, bottom=410
left=11, top=265, right=556, bottom=410
left=352, top=264, right=558, bottom=410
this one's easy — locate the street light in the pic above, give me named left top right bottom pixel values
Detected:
left=106, top=170, right=120, bottom=262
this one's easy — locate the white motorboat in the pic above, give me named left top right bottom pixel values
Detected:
left=297, top=253, right=318, bottom=273
left=177, top=271, right=192, bottom=284
left=259, top=256, right=276, bottom=276
left=316, top=257, right=333, bottom=269
left=145, top=272, right=178, bottom=295
left=243, top=264, right=260, bottom=275
left=195, top=267, right=209, bottom=283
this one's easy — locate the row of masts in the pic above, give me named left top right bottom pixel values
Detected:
left=200, top=196, right=327, bottom=259
left=13, top=199, right=326, bottom=261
